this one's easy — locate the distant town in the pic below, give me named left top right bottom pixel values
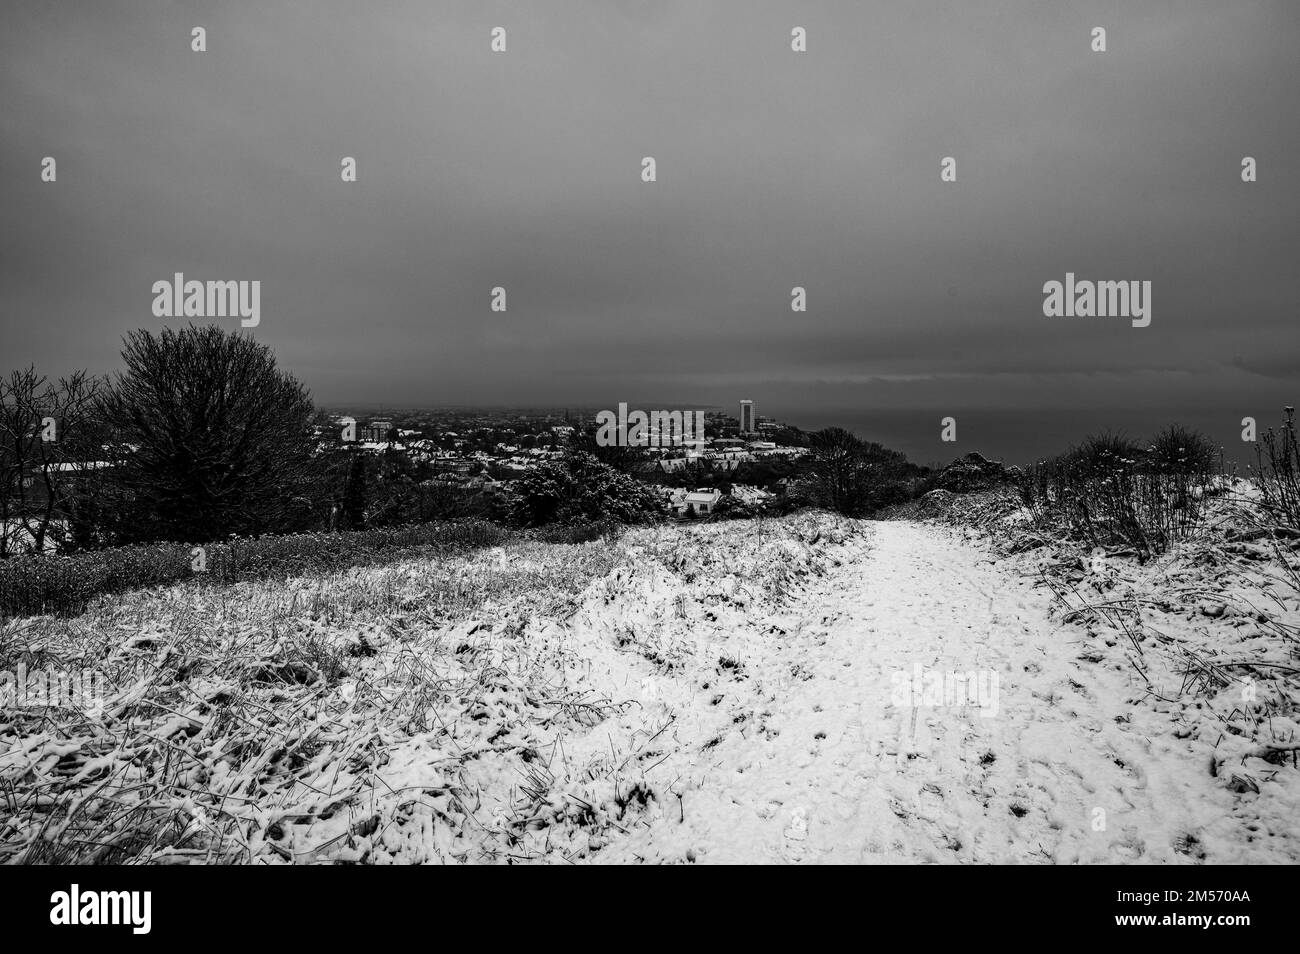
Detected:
left=317, top=400, right=813, bottom=516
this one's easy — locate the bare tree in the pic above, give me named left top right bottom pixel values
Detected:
left=806, top=427, right=874, bottom=516
left=101, top=325, right=319, bottom=543
left=0, top=367, right=106, bottom=557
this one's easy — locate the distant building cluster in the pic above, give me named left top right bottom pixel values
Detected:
left=311, top=400, right=806, bottom=507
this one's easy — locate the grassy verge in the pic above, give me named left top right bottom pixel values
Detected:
left=0, top=520, right=510, bottom=619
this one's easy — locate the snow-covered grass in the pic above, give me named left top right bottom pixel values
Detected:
left=6, top=489, right=1296, bottom=865
left=0, top=512, right=855, bottom=864
left=0, top=520, right=509, bottom=618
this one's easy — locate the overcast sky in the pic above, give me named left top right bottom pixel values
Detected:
left=3, top=0, right=1297, bottom=462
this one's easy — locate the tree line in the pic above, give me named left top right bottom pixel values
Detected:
left=3, top=326, right=347, bottom=556
left=3, top=324, right=931, bottom=559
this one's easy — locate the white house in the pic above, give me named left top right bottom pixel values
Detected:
left=683, top=489, right=722, bottom=515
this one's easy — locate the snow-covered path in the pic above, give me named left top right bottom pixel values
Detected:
left=11, top=513, right=1289, bottom=865
left=602, top=521, right=1218, bottom=864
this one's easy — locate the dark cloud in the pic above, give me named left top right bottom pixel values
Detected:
left=2, top=0, right=1297, bottom=462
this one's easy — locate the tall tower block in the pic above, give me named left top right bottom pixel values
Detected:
left=739, top=400, right=755, bottom=434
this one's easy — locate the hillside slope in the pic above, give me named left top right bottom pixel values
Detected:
left=2, top=513, right=1296, bottom=864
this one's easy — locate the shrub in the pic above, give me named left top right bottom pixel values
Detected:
left=1018, top=427, right=1216, bottom=553
left=498, top=452, right=664, bottom=528
left=1253, top=407, right=1300, bottom=529
left=1147, top=424, right=1217, bottom=477
left=928, top=453, right=1010, bottom=495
